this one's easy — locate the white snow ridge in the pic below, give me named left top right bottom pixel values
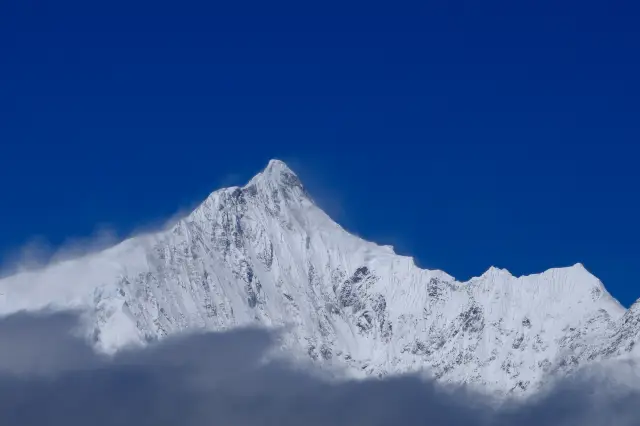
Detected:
left=1, top=159, right=639, bottom=396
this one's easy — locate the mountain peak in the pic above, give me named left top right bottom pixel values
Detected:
left=544, top=262, right=596, bottom=281
left=246, top=159, right=301, bottom=187
left=265, top=159, right=293, bottom=174
left=569, top=262, right=588, bottom=273
left=260, top=159, right=297, bottom=180
left=481, top=265, right=513, bottom=279
left=243, top=159, right=307, bottom=201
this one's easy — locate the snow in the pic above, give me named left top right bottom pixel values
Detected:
left=0, top=159, right=637, bottom=396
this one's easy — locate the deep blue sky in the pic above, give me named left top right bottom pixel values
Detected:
left=1, top=1, right=639, bottom=306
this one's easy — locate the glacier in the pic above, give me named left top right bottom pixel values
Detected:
left=0, top=159, right=638, bottom=395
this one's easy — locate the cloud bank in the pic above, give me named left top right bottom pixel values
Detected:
left=0, top=311, right=638, bottom=426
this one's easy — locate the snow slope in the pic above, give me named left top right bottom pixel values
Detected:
left=0, top=159, right=637, bottom=394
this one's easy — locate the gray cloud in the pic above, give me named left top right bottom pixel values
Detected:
left=0, top=311, right=638, bottom=426
left=0, top=310, right=99, bottom=376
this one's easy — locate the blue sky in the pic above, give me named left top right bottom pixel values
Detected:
left=1, top=1, right=639, bottom=306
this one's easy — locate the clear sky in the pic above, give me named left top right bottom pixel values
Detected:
left=1, top=1, right=639, bottom=306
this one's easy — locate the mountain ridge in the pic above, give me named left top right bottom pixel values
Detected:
left=0, top=159, right=637, bottom=395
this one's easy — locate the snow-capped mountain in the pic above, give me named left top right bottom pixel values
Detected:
left=0, top=159, right=638, bottom=394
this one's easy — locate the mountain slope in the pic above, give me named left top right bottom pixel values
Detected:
left=0, top=159, right=636, bottom=394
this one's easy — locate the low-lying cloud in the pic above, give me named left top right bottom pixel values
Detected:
left=0, top=311, right=638, bottom=426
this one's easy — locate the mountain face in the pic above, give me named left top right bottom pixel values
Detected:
left=0, top=159, right=638, bottom=395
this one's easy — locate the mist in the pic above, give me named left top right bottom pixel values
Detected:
left=0, top=310, right=638, bottom=426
